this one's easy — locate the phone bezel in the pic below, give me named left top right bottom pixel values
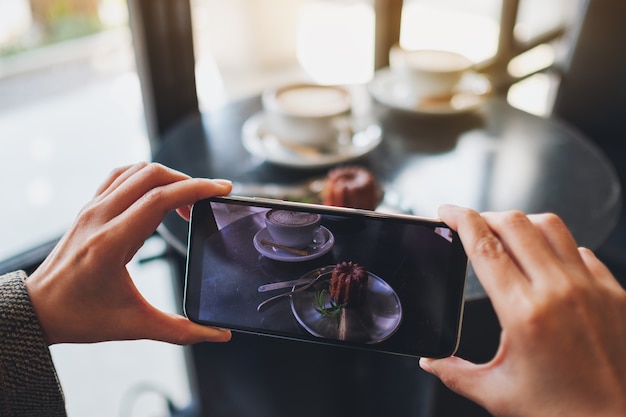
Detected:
left=184, top=195, right=467, bottom=358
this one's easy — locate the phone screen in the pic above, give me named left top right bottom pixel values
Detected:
left=184, top=196, right=467, bottom=358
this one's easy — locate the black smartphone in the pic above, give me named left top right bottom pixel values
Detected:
left=184, top=196, right=467, bottom=358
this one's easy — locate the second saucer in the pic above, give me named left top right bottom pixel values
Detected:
left=369, top=67, right=492, bottom=115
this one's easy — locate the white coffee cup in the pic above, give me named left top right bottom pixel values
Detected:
left=389, top=46, right=473, bottom=101
left=262, top=83, right=351, bottom=149
left=265, top=209, right=322, bottom=249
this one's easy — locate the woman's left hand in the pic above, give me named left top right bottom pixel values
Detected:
left=25, top=162, right=233, bottom=346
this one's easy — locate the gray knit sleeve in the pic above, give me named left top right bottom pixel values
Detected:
left=0, top=271, right=66, bottom=417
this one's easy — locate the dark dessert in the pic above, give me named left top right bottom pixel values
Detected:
left=329, top=261, right=369, bottom=307
left=322, top=166, right=379, bottom=210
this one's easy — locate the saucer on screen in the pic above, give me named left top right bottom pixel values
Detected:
left=242, top=112, right=382, bottom=169
left=368, top=67, right=492, bottom=115
left=253, top=226, right=334, bottom=262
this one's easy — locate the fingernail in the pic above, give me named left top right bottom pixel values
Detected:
left=212, top=179, right=232, bottom=187
left=419, top=357, right=433, bottom=373
left=439, top=204, right=459, bottom=211
left=214, top=329, right=232, bottom=342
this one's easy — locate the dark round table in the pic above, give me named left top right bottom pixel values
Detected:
left=155, top=94, right=621, bottom=300
left=153, top=93, right=621, bottom=417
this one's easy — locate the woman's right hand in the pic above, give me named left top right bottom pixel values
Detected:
left=420, top=205, right=626, bottom=417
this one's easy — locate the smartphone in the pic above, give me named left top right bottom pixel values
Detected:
left=184, top=196, right=467, bottom=358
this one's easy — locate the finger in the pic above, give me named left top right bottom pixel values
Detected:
left=143, top=312, right=232, bottom=345
left=175, top=179, right=232, bottom=221
left=528, top=213, right=586, bottom=270
left=110, top=177, right=232, bottom=253
left=176, top=205, right=193, bottom=222
left=96, top=306, right=232, bottom=345
left=420, top=356, right=493, bottom=408
left=99, top=163, right=191, bottom=220
left=438, top=205, right=527, bottom=310
left=481, top=211, right=564, bottom=286
left=578, top=247, right=623, bottom=290
left=94, top=162, right=147, bottom=198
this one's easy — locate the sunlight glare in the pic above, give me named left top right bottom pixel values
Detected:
left=400, top=4, right=499, bottom=64
left=296, top=2, right=374, bottom=85
left=508, top=44, right=555, bottom=78
left=507, top=73, right=555, bottom=116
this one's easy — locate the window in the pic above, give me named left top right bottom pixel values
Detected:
left=1, top=5, right=193, bottom=415
left=190, top=0, right=584, bottom=115
left=191, top=0, right=376, bottom=110
left=0, top=0, right=149, bottom=260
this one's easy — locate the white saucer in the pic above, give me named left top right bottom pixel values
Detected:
left=253, top=226, right=334, bottom=262
left=242, top=112, right=382, bottom=169
left=368, top=67, right=492, bottom=115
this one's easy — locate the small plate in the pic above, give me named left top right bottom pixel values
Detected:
left=368, top=67, right=492, bottom=115
left=253, top=226, right=334, bottom=262
left=290, top=267, right=402, bottom=343
left=242, top=112, right=383, bottom=169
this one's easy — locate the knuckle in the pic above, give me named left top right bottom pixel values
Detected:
left=471, top=234, right=505, bottom=260
left=142, top=162, right=168, bottom=177
left=521, top=280, right=589, bottom=335
left=140, top=187, right=170, bottom=212
left=458, top=209, right=507, bottom=260
left=143, top=187, right=166, bottom=205
left=171, top=332, right=191, bottom=346
left=498, top=210, right=529, bottom=227
left=555, top=280, right=589, bottom=307
left=75, top=202, right=101, bottom=226
left=533, top=212, right=565, bottom=229
left=108, top=165, right=127, bottom=178
left=111, top=162, right=148, bottom=177
left=511, top=296, right=552, bottom=340
left=133, top=161, right=150, bottom=170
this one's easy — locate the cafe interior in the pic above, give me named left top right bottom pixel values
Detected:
left=1, top=0, right=625, bottom=416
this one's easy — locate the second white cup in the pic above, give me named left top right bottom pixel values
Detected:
left=389, top=46, right=473, bottom=101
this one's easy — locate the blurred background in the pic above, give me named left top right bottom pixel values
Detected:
left=0, top=0, right=586, bottom=415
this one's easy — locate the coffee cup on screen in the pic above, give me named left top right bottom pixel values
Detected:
left=262, top=83, right=351, bottom=149
left=389, top=45, right=473, bottom=102
left=265, top=209, right=321, bottom=249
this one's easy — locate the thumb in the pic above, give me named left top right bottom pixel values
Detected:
left=420, top=356, right=489, bottom=402
left=143, top=311, right=232, bottom=345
